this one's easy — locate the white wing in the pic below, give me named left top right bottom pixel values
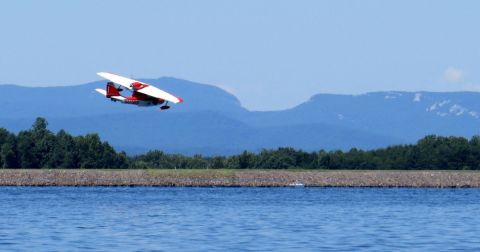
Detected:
left=97, top=72, right=136, bottom=91
left=137, top=85, right=183, bottom=104
left=97, top=72, right=182, bottom=104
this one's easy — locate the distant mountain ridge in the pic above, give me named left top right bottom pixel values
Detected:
left=240, top=91, right=480, bottom=141
left=0, top=77, right=246, bottom=119
left=0, top=78, right=479, bottom=155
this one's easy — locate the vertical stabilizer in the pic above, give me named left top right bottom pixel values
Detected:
left=106, top=82, right=122, bottom=98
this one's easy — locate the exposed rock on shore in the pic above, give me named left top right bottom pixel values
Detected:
left=0, top=170, right=479, bottom=187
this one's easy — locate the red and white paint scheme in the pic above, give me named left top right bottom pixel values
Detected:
left=95, top=72, right=183, bottom=110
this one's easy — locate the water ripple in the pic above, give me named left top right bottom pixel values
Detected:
left=0, top=187, right=479, bottom=251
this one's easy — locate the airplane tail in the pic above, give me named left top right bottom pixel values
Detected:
left=106, top=82, right=122, bottom=98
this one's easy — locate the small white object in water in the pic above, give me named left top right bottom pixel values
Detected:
left=288, top=182, right=305, bottom=187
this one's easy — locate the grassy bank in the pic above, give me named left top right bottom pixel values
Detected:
left=0, top=169, right=479, bottom=187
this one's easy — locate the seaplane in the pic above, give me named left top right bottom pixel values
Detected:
left=95, top=72, right=183, bottom=110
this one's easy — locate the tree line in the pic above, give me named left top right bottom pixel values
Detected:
left=0, top=118, right=127, bottom=168
left=1, top=118, right=480, bottom=170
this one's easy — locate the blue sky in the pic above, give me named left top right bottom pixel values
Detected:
left=0, top=0, right=479, bottom=110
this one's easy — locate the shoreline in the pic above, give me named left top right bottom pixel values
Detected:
left=0, top=169, right=479, bottom=187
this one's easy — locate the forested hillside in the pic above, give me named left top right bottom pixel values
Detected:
left=1, top=118, right=479, bottom=170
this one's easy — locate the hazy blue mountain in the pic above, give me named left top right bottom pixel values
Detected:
left=1, top=78, right=479, bottom=155
left=239, top=91, right=480, bottom=141
left=0, top=77, right=246, bottom=119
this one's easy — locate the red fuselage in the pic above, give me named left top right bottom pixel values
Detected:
left=124, top=91, right=165, bottom=105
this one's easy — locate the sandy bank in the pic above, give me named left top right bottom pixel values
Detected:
left=0, top=169, right=479, bottom=187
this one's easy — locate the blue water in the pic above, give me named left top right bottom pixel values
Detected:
left=0, top=187, right=479, bottom=251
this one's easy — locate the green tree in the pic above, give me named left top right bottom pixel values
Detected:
left=0, top=134, right=18, bottom=168
left=29, top=117, right=55, bottom=168
left=17, top=131, right=38, bottom=168
left=75, top=134, right=104, bottom=168
left=49, top=130, right=78, bottom=168
left=238, top=151, right=255, bottom=169
left=210, top=156, right=225, bottom=169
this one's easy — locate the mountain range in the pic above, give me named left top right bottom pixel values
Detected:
left=1, top=77, right=479, bottom=155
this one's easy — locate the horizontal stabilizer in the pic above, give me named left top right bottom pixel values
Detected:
left=95, top=89, right=125, bottom=101
left=110, top=96, right=126, bottom=101
left=95, top=88, right=107, bottom=96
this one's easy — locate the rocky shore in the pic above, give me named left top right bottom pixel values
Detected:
left=0, top=169, right=479, bottom=187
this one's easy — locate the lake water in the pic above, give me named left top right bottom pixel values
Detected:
left=0, top=187, right=479, bottom=251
